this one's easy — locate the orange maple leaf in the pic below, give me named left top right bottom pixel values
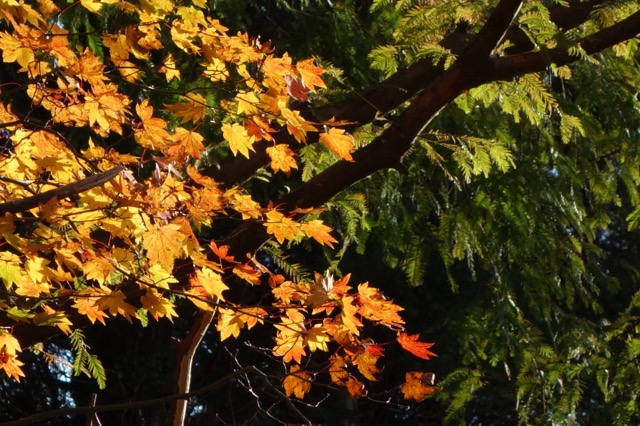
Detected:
left=296, top=58, right=326, bottom=91
left=267, top=144, right=298, bottom=175
left=283, top=365, right=312, bottom=399
left=264, top=210, right=303, bottom=244
left=301, top=219, right=338, bottom=248
left=397, top=333, right=436, bottom=360
left=357, top=283, right=404, bottom=327
left=401, top=372, right=439, bottom=401
left=346, top=377, right=367, bottom=399
left=319, top=128, right=354, bottom=161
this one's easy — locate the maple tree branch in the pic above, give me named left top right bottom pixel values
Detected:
left=492, top=9, right=640, bottom=80
left=206, top=0, right=600, bottom=188
left=0, top=166, right=125, bottom=215
left=171, top=309, right=216, bottom=426
left=218, top=4, right=639, bottom=259
left=0, top=366, right=255, bottom=426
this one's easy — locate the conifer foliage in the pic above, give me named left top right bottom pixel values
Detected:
left=0, top=0, right=639, bottom=424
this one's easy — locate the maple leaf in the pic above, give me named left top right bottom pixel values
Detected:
left=296, top=58, right=326, bottom=91
left=339, top=295, right=363, bottom=336
left=81, top=255, right=115, bottom=285
left=236, top=90, right=260, bottom=116
left=305, top=324, right=330, bottom=353
left=320, top=128, right=355, bottom=161
left=283, top=365, right=312, bottom=400
left=216, top=307, right=244, bottom=341
left=141, top=289, right=178, bottom=322
left=171, top=127, right=205, bottom=159
left=0, top=330, right=24, bottom=381
left=301, top=220, right=338, bottom=248
left=274, top=310, right=307, bottom=363
left=357, top=283, right=405, bottom=327
left=280, top=104, right=317, bottom=143
left=164, top=93, right=207, bottom=123
left=329, top=355, right=349, bottom=385
left=135, top=100, right=172, bottom=149
left=401, top=372, right=439, bottom=401
left=285, top=75, right=309, bottom=102
left=264, top=210, right=303, bottom=244
left=353, top=350, right=381, bottom=381
left=397, top=333, right=436, bottom=360
left=222, top=122, right=255, bottom=158
left=97, top=290, right=138, bottom=323
left=160, top=53, right=180, bottom=81
left=346, top=377, right=368, bottom=399
left=191, top=267, right=228, bottom=299
left=267, top=144, right=298, bottom=175
left=33, top=305, right=72, bottom=334
left=0, top=251, right=22, bottom=290
left=142, top=223, right=187, bottom=272
left=72, top=295, right=108, bottom=325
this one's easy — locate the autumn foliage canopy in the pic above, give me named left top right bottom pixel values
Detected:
left=0, top=0, right=436, bottom=403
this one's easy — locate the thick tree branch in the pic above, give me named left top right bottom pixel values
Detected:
left=493, top=9, right=640, bottom=80
left=0, top=166, right=125, bottom=215
left=219, top=4, right=640, bottom=259
left=206, top=0, right=602, bottom=188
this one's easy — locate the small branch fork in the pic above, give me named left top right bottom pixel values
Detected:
left=0, top=365, right=306, bottom=426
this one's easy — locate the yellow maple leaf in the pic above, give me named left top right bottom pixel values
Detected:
left=216, top=307, right=244, bottom=340
left=0, top=330, right=24, bottom=382
left=170, top=127, right=205, bottom=159
left=329, top=355, right=349, bottom=385
left=142, top=223, right=187, bottom=272
left=305, top=324, right=330, bottom=352
left=135, top=100, right=172, bottom=149
left=222, top=122, right=255, bottom=158
left=236, top=90, right=260, bottom=116
left=81, top=255, right=115, bottom=285
left=80, top=0, right=104, bottom=13
left=267, top=144, right=298, bottom=175
left=34, top=305, right=72, bottom=334
left=264, top=210, right=303, bottom=244
left=280, top=103, right=317, bottom=143
left=0, top=251, right=22, bottom=290
left=283, top=365, right=312, bottom=399
left=320, top=128, right=355, bottom=161
left=301, top=220, right=337, bottom=248
left=163, top=93, right=207, bottom=123
left=192, top=267, right=228, bottom=299
left=97, top=290, right=138, bottom=322
left=141, top=289, right=178, bottom=322
left=160, top=53, right=180, bottom=81
left=274, top=310, right=307, bottom=363
left=339, top=295, right=363, bottom=336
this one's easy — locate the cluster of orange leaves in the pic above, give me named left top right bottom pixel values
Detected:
left=0, top=0, right=436, bottom=402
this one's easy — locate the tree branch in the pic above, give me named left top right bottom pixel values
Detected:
left=206, top=0, right=601, bottom=189
left=0, top=166, right=125, bottom=215
left=171, top=309, right=216, bottom=426
left=492, top=9, right=640, bottom=80
left=0, top=367, right=251, bottom=426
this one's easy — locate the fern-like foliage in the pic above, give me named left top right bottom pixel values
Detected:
left=70, top=330, right=107, bottom=389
